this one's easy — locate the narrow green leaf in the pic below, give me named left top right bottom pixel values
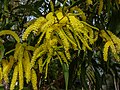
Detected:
left=62, top=63, right=69, bottom=90
left=62, top=0, right=68, bottom=15
left=0, top=39, right=5, bottom=61
left=5, top=49, right=15, bottom=55
left=4, top=0, right=9, bottom=12
left=81, top=61, right=88, bottom=90
left=50, top=1, right=54, bottom=13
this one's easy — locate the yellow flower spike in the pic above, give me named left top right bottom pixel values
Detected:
left=61, top=29, right=77, bottom=50
left=82, top=35, right=88, bottom=51
left=18, top=47, right=24, bottom=90
left=45, top=27, right=54, bottom=40
left=109, top=41, right=120, bottom=61
left=56, top=28, right=71, bottom=59
left=23, top=50, right=31, bottom=83
left=5, top=56, right=14, bottom=73
left=107, top=30, right=120, bottom=53
left=34, top=17, right=47, bottom=28
left=65, top=50, right=71, bottom=60
left=18, top=60, right=23, bottom=90
left=103, top=41, right=111, bottom=61
left=22, top=24, right=37, bottom=40
left=57, top=28, right=70, bottom=50
left=50, top=38, right=58, bottom=46
left=87, top=27, right=94, bottom=44
left=46, top=12, right=55, bottom=21
left=68, top=16, right=84, bottom=32
left=109, top=41, right=117, bottom=55
left=38, top=57, right=43, bottom=73
left=67, top=25, right=81, bottom=50
left=3, top=74, right=9, bottom=84
left=66, top=25, right=76, bottom=42
left=77, top=33, right=92, bottom=51
left=100, top=30, right=120, bottom=61
left=36, top=29, right=47, bottom=45
left=31, top=44, right=46, bottom=68
left=44, top=55, right=52, bottom=79
left=10, top=65, right=18, bottom=90
left=34, top=17, right=47, bottom=35
left=3, top=56, right=14, bottom=83
left=22, top=17, right=47, bottom=41
left=68, top=16, right=92, bottom=42
left=41, top=19, right=55, bottom=32
left=74, top=34, right=81, bottom=50
left=2, top=59, right=8, bottom=82
left=0, top=30, right=20, bottom=43
left=31, top=69, right=38, bottom=90
left=2, top=59, right=8, bottom=69
left=23, top=58, right=27, bottom=79
left=14, top=43, right=22, bottom=61
left=100, top=30, right=111, bottom=41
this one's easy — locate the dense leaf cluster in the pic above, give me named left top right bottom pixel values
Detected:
left=0, top=0, right=120, bottom=90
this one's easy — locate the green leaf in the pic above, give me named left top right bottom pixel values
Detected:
left=80, top=61, right=88, bottom=90
left=62, top=63, right=69, bottom=90
left=50, top=1, right=54, bottom=13
left=4, top=0, right=9, bottom=12
left=0, top=39, right=5, bottom=61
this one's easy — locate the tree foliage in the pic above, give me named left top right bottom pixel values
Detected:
left=0, top=0, right=120, bottom=90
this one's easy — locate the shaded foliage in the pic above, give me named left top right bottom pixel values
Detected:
left=0, top=0, right=120, bottom=90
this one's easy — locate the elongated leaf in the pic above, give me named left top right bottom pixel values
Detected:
left=50, top=1, right=54, bottom=13
left=0, top=39, right=5, bottom=61
left=80, top=60, right=88, bottom=90
left=62, top=63, right=69, bottom=90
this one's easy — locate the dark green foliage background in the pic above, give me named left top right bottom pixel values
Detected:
left=0, top=0, right=120, bottom=90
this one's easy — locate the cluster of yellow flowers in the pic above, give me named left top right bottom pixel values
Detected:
left=100, top=30, right=120, bottom=61
left=0, top=8, right=120, bottom=89
left=22, top=11, right=99, bottom=79
left=0, top=9, right=99, bottom=89
left=0, top=43, right=37, bottom=90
